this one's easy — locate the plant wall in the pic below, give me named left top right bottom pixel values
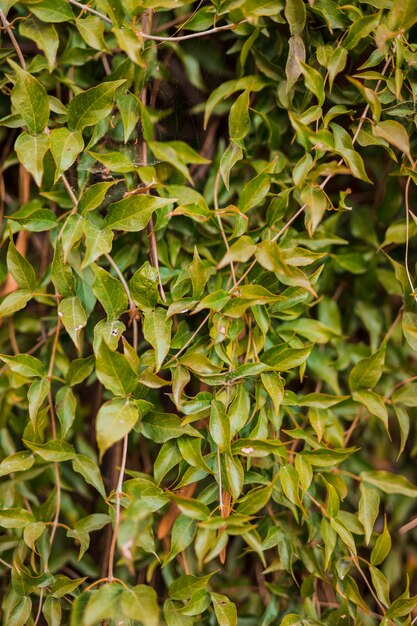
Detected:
left=0, top=0, right=417, bottom=624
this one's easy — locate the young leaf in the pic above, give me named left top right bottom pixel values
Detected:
left=104, top=195, right=175, bottom=232
left=67, top=80, right=126, bottom=131
left=7, top=238, right=36, bottom=291
left=92, top=264, right=128, bottom=320
left=96, top=397, right=139, bottom=459
left=50, top=128, right=84, bottom=183
left=143, top=308, right=172, bottom=371
left=10, top=62, right=49, bottom=133
left=15, top=132, right=49, bottom=186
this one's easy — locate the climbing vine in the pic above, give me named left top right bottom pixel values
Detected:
left=1, top=0, right=417, bottom=624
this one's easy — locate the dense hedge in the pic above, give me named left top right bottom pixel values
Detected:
left=1, top=0, right=417, bottom=624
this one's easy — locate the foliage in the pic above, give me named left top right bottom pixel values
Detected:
left=0, top=0, right=417, bottom=624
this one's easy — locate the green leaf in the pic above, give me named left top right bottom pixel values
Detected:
left=92, top=264, right=128, bottom=320
left=0, top=451, right=35, bottom=478
left=330, top=517, right=356, bottom=554
left=7, top=238, right=36, bottom=291
left=129, top=261, right=159, bottom=311
left=8, top=205, right=57, bottom=231
left=388, top=0, right=417, bottom=30
left=19, top=17, right=58, bottom=71
left=28, top=377, right=49, bottom=424
left=23, top=439, right=75, bottom=462
left=141, top=413, right=201, bottom=444
left=72, top=454, right=106, bottom=498
left=189, top=247, right=207, bottom=299
left=402, top=311, right=417, bottom=351
left=66, top=355, right=95, bottom=386
left=29, top=0, right=74, bottom=22
left=117, top=93, right=140, bottom=143
left=8, top=596, right=32, bottom=626
left=78, top=181, right=116, bottom=214
left=349, top=343, right=386, bottom=391
left=238, top=173, right=270, bottom=214
left=163, top=515, right=197, bottom=566
left=143, top=307, right=172, bottom=371
left=104, top=195, right=175, bottom=231
left=343, top=13, right=380, bottom=50
left=352, top=390, right=389, bottom=433
left=0, top=290, right=32, bottom=318
left=169, top=574, right=213, bottom=601
left=96, top=397, right=139, bottom=459
left=285, top=0, right=306, bottom=35
left=0, top=508, right=35, bottom=528
left=51, top=241, right=75, bottom=297
left=50, top=128, right=84, bottom=183
left=210, top=593, right=237, bottom=626
left=328, top=47, right=347, bottom=90
left=95, top=341, right=138, bottom=397
left=370, top=517, right=391, bottom=566
left=209, top=399, right=230, bottom=452
left=67, top=80, right=126, bottom=131
left=369, top=567, right=390, bottom=608
left=56, top=385, right=77, bottom=438
left=220, top=142, right=243, bottom=190
left=299, top=62, right=325, bottom=106
left=121, top=586, right=159, bottom=626
left=0, top=353, right=45, bottom=377
left=373, top=120, right=412, bottom=163
left=229, top=89, right=250, bottom=142
left=15, top=132, right=49, bottom=186
left=286, top=34, right=305, bottom=91
left=82, top=221, right=114, bottom=268
left=58, top=296, right=87, bottom=349
left=82, top=584, right=124, bottom=626
left=262, top=344, right=312, bottom=371
left=76, top=16, right=108, bottom=51
left=10, top=62, right=49, bottom=134
left=358, top=482, right=379, bottom=545
left=61, top=214, right=85, bottom=262
left=362, top=470, right=417, bottom=497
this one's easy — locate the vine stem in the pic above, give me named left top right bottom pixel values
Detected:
left=104, top=253, right=138, bottom=350
left=46, top=319, right=62, bottom=561
left=67, top=0, right=243, bottom=43
left=67, top=0, right=112, bottom=23
left=136, top=21, right=245, bottom=42
left=214, top=167, right=237, bottom=286
left=165, top=313, right=210, bottom=365
left=107, top=431, right=128, bottom=581
left=0, top=9, right=26, bottom=69
left=140, top=10, right=166, bottom=302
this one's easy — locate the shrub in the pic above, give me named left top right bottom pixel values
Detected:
left=0, top=0, right=417, bottom=624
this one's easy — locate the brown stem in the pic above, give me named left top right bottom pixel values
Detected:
left=0, top=9, right=26, bottom=69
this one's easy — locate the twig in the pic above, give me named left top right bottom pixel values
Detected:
left=165, top=313, right=210, bottom=365
left=33, top=589, right=44, bottom=626
left=46, top=319, right=62, bottom=559
left=214, top=167, right=237, bottom=285
left=107, top=432, right=128, bottom=581
left=0, top=9, right=26, bottom=69
left=139, top=10, right=166, bottom=302
left=399, top=516, right=417, bottom=535
left=404, top=172, right=417, bottom=302
left=104, top=253, right=138, bottom=350
left=61, top=173, right=79, bottom=210
left=136, top=21, right=245, bottom=42
left=67, top=0, right=112, bottom=24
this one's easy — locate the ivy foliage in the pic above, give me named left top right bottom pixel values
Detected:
left=0, top=0, right=417, bottom=624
